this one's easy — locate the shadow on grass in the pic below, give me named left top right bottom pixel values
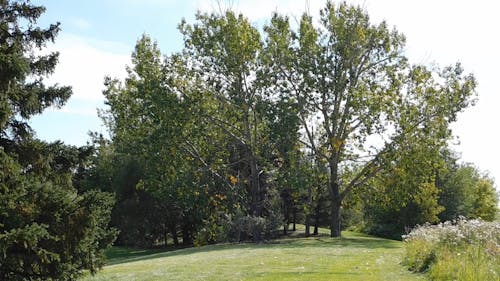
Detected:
left=265, top=236, right=401, bottom=251
left=254, top=270, right=363, bottom=277
left=105, top=231, right=402, bottom=266
left=105, top=243, right=199, bottom=265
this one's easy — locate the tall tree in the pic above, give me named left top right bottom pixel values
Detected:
left=264, top=2, right=476, bottom=236
left=0, top=0, right=71, bottom=141
left=0, top=1, right=117, bottom=279
left=102, top=35, right=225, bottom=245
left=179, top=11, right=283, bottom=236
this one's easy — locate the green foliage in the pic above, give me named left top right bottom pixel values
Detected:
left=427, top=244, right=498, bottom=281
left=340, top=192, right=365, bottom=231
left=470, top=178, right=498, bottom=220
left=0, top=1, right=117, bottom=279
left=263, top=1, right=476, bottom=237
left=100, top=9, right=297, bottom=245
left=99, top=1, right=484, bottom=247
left=100, top=34, right=228, bottom=246
left=361, top=143, right=446, bottom=239
left=0, top=143, right=118, bottom=280
left=0, top=0, right=71, bottom=138
left=179, top=10, right=281, bottom=229
left=76, top=138, right=154, bottom=247
left=439, top=162, right=498, bottom=222
left=360, top=146, right=498, bottom=239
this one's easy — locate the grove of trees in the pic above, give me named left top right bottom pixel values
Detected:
left=93, top=1, right=497, bottom=245
left=1, top=0, right=498, bottom=279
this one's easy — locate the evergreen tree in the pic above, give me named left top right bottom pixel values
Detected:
left=0, top=1, right=117, bottom=279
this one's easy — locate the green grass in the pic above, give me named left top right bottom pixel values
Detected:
left=81, top=227, right=425, bottom=281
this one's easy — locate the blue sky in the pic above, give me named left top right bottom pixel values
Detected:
left=30, top=0, right=196, bottom=144
left=34, top=0, right=190, bottom=52
left=29, top=0, right=500, bottom=185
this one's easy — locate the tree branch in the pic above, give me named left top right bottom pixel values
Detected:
left=180, top=139, right=235, bottom=191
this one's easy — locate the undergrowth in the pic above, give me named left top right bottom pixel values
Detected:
left=403, top=218, right=499, bottom=281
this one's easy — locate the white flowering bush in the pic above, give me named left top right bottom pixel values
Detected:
left=403, top=218, right=499, bottom=281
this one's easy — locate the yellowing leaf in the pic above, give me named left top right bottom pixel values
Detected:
left=330, top=137, right=345, bottom=152
left=229, top=175, right=238, bottom=185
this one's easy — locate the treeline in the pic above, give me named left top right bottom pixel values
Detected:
left=88, top=2, right=497, bottom=246
left=1, top=1, right=498, bottom=280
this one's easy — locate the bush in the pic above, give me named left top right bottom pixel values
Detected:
left=232, top=213, right=282, bottom=242
left=403, top=218, right=499, bottom=281
left=194, top=210, right=283, bottom=246
left=194, top=212, right=233, bottom=246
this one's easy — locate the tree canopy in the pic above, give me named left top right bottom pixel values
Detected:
left=94, top=0, right=489, bottom=245
left=259, top=2, right=476, bottom=236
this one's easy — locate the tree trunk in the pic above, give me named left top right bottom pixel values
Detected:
left=170, top=225, right=179, bottom=246
left=182, top=226, right=193, bottom=245
left=292, top=207, right=296, bottom=231
left=329, top=163, right=342, bottom=237
left=249, top=155, right=262, bottom=217
left=283, top=198, right=290, bottom=235
left=313, top=202, right=320, bottom=235
left=330, top=199, right=341, bottom=237
left=305, top=215, right=310, bottom=237
left=253, top=228, right=262, bottom=243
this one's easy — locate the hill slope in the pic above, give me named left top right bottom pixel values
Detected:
left=81, top=231, right=425, bottom=281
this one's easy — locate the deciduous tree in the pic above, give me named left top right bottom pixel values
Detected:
left=264, top=2, right=476, bottom=236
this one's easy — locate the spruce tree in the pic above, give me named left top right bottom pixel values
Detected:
left=0, top=1, right=117, bottom=280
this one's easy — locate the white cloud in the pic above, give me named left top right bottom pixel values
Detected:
left=45, top=33, right=130, bottom=102
left=30, top=34, right=130, bottom=146
left=72, top=18, right=91, bottom=30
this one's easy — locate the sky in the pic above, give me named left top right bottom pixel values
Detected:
left=29, top=0, right=500, bottom=185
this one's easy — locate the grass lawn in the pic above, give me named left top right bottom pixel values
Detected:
left=81, top=227, right=425, bottom=281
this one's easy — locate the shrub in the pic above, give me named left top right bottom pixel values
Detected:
left=232, top=214, right=281, bottom=242
left=194, top=212, right=233, bottom=246
left=194, top=210, right=283, bottom=246
left=403, top=218, right=499, bottom=281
